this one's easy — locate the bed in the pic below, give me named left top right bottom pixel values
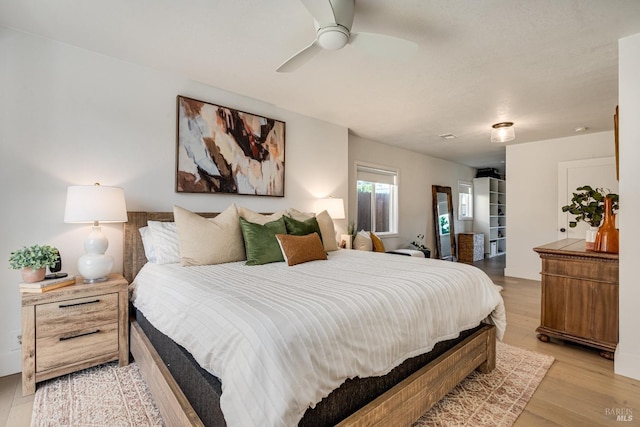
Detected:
left=124, top=210, right=505, bottom=427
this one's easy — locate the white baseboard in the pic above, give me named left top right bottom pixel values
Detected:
left=0, top=350, right=21, bottom=377
left=615, top=347, right=640, bottom=381
left=503, top=267, right=540, bottom=281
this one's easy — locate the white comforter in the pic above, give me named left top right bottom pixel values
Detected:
left=131, top=249, right=506, bottom=427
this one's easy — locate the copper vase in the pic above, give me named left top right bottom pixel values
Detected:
left=594, top=197, right=619, bottom=254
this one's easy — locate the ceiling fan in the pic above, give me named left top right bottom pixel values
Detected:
left=276, top=0, right=417, bottom=73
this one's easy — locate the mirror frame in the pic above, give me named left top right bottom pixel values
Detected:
left=432, top=185, right=457, bottom=261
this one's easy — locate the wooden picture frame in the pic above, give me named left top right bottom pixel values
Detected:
left=614, top=105, right=619, bottom=181
left=176, top=95, right=285, bottom=196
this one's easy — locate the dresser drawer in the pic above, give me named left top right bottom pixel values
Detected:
left=542, top=257, right=618, bottom=283
left=35, top=293, right=119, bottom=338
left=36, top=322, right=119, bottom=371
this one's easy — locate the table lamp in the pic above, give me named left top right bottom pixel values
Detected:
left=316, top=197, right=345, bottom=220
left=64, top=183, right=127, bottom=283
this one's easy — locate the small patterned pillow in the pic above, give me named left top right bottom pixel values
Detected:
left=276, top=233, right=328, bottom=266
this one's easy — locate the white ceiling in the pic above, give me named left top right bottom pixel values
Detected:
left=3, top=0, right=640, bottom=173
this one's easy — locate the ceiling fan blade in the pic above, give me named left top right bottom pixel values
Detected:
left=276, top=40, right=323, bottom=73
left=300, top=0, right=337, bottom=27
left=349, top=32, right=417, bottom=61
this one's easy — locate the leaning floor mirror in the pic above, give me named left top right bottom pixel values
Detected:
left=432, top=185, right=457, bottom=261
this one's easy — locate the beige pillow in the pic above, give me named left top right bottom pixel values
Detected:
left=173, top=204, right=246, bottom=266
left=276, top=233, right=328, bottom=266
left=238, top=206, right=286, bottom=225
left=287, top=208, right=315, bottom=221
left=353, top=230, right=373, bottom=251
left=315, top=210, right=339, bottom=252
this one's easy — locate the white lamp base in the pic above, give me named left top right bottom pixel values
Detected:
left=78, top=226, right=113, bottom=283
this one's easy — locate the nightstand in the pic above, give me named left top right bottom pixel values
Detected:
left=21, top=273, right=129, bottom=395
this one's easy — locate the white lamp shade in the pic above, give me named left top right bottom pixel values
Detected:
left=64, top=184, right=128, bottom=223
left=316, top=198, right=345, bottom=220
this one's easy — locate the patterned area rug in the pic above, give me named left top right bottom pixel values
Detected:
left=31, top=342, right=553, bottom=427
left=413, top=341, right=554, bottom=426
left=31, top=362, right=162, bottom=427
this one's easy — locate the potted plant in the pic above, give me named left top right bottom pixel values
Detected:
left=561, top=186, right=619, bottom=250
left=9, top=244, right=60, bottom=283
left=410, top=234, right=431, bottom=258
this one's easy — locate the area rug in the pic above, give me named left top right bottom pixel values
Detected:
left=31, top=362, right=162, bottom=426
left=31, top=342, right=553, bottom=426
left=413, top=341, right=554, bottom=426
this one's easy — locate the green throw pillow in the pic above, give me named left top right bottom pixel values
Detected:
left=283, top=215, right=323, bottom=241
left=239, top=217, right=287, bottom=265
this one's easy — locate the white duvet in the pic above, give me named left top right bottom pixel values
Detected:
left=131, top=249, right=506, bottom=427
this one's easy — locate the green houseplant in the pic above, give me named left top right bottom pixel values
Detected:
left=9, top=244, right=59, bottom=283
left=410, top=234, right=431, bottom=258
left=561, top=186, right=618, bottom=250
left=561, top=186, right=619, bottom=228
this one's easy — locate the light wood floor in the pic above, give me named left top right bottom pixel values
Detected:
left=1, top=256, right=639, bottom=426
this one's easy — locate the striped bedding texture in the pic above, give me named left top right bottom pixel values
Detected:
left=131, top=249, right=506, bottom=427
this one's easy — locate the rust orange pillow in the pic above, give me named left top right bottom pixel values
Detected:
left=275, top=233, right=328, bottom=266
left=370, top=231, right=386, bottom=252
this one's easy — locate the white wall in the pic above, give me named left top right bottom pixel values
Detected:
left=505, top=32, right=640, bottom=380
left=0, top=27, right=348, bottom=376
left=505, top=131, right=615, bottom=280
left=616, top=32, right=640, bottom=380
left=348, top=135, right=476, bottom=253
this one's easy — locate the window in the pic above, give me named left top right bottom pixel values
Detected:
left=458, top=180, right=473, bottom=220
left=356, top=163, right=398, bottom=234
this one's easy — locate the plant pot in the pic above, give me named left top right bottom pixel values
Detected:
left=21, top=267, right=46, bottom=283
left=585, top=226, right=598, bottom=251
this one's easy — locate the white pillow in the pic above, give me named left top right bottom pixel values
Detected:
left=147, top=220, right=180, bottom=264
left=173, top=204, right=246, bottom=266
left=138, top=226, right=158, bottom=264
left=353, top=230, right=373, bottom=251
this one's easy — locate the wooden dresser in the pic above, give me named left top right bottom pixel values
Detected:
left=533, top=239, right=618, bottom=359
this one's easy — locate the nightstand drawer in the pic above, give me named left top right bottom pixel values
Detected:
left=36, top=322, right=119, bottom=371
left=35, top=293, right=118, bottom=337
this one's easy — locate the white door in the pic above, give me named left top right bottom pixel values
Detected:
left=557, top=157, right=618, bottom=240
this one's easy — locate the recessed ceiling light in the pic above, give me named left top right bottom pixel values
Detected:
left=575, top=126, right=588, bottom=132
left=439, top=133, right=457, bottom=140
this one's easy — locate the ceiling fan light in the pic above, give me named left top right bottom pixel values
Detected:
left=318, top=26, right=349, bottom=50
left=491, top=122, right=515, bottom=143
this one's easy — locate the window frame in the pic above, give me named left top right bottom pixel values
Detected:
left=355, top=162, right=399, bottom=236
left=458, top=180, right=473, bottom=220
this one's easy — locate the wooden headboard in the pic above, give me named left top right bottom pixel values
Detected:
left=123, top=211, right=219, bottom=283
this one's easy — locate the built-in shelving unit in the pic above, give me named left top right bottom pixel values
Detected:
left=473, top=177, right=506, bottom=257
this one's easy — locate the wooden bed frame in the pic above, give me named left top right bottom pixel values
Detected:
left=123, top=211, right=496, bottom=427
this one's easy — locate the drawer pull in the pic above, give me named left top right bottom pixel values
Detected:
left=59, top=299, right=100, bottom=308
left=59, top=329, right=100, bottom=341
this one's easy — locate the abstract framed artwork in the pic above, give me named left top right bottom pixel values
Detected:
left=176, top=95, right=285, bottom=196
